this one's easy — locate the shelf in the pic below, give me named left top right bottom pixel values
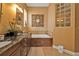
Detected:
left=56, top=3, right=71, bottom=27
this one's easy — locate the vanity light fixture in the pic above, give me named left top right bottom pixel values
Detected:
left=16, top=5, right=23, bottom=13
left=24, top=9, right=27, bottom=27
left=13, top=4, right=23, bottom=13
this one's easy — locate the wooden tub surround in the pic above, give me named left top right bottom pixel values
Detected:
left=31, top=34, right=53, bottom=47
left=31, top=38, right=53, bottom=47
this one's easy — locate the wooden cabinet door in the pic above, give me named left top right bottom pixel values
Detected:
left=20, top=39, right=27, bottom=56
left=20, top=46, right=27, bottom=56
left=20, top=38, right=31, bottom=56
left=0, top=43, right=20, bottom=56
left=11, top=46, right=21, bottom=56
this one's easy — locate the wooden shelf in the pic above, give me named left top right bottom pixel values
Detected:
left=55, top=3, right=71, bottom=27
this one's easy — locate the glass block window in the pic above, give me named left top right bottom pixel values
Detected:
left=32, top=14, right=44, bottom=27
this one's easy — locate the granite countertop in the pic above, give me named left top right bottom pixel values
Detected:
left=0, top=35, right=25, bottom=55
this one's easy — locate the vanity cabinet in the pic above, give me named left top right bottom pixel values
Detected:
left=20, top=38, right=27, bottom=56
left=1, top=43, right=21, bottom=56
left=0, top=38, right=31, bottom=56
left=11, top=46, right=21, bottom=56
left=20, top=38, right=31, bottom=56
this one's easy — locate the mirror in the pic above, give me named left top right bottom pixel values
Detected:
left=15, top=6, right=24, bottom=32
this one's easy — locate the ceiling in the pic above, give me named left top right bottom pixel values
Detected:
left=27, top=3, right=49, bottom=7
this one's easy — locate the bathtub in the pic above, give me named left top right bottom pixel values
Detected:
left=31, top=34, right=52, bottom=38
left=31, top=34, right=53, bottom=47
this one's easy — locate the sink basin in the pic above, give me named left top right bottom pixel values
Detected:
left=0, top=41, right=11, bottom=48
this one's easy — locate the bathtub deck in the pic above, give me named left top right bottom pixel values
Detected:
left=32, top=34, right=52, bottom=38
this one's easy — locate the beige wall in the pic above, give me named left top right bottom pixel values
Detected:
left=0, top=4, right=16, bottom=34
left=28, top=7, right=48, bottom=33
left=48, top=4, right=55, bottom=36
left=0, top=3, right=27, bottom=35
left=48, top=3, right=75, bottom=52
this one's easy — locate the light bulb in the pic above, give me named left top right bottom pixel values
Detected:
left=36, top=19, right=40, bottom=23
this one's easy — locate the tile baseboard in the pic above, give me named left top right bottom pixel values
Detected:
left=53, top=45, right=79, bottom=56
